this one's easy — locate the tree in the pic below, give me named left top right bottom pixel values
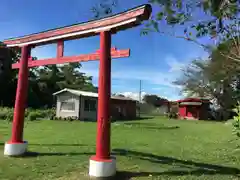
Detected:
left=91, top=0, right=118, bottom=18
left=143, top=94, right=168, bottom=107
left=142, top=1, right=240, bottom=67
left=174, top=40, right=240, bottom=119
left=216, top=24, right=240, bottom=63
left=143, top=1, right=239, bottom=32
left=112, top=93, right=125, bottom=97
left=117, top=94, right=125, bottom=97
left=0, top=43, right=20, bottom=106
left=93, top=0, right=239, bottom=33
left=93, top=0, right=239, bottom=57
left=57, top=63, right=97, bottom=92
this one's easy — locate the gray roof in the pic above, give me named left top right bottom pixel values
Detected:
left=53, top=88, right=136, bottom=101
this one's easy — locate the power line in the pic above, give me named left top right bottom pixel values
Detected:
left=139, top=80, right=142, bottom=103
left=139, top=80, right=142, bottom=117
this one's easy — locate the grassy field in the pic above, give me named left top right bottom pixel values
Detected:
left=0, top=117, right=240, bottom=180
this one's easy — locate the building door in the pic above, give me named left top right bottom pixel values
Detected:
left=178, top=106, right=186, bottom=119
left=187, top=106, right=198, bottom=119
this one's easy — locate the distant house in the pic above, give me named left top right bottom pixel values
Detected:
left=53, top=88, right=137, bottom=121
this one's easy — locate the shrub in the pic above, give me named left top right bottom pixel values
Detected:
left=232, top=102, right=240, bottom=137
left=25, top=108, right=34, bottom=118
left=25, top=108, right=56, bottom=121
left=27, top=111, right=43, bottom=121
left=0, top=107, right=57, bottom=121
left=0, top=107, right=14, bottom=121
left=167, top=111, right=179, bottom=119
left=6, top=112, right=14, bottom=122
left=0, top=107, right=81, bottom=122
left=44, top=108, right=56, bottom=119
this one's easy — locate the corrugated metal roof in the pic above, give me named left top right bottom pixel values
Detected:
left=53, top=88, right=136, bottom=101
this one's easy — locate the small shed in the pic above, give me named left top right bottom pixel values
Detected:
left=176, top=98, right=210, bottom=120
left=53, top=88, right=137, bottom=121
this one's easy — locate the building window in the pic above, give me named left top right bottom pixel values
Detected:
left=60, top=95, right=75, bottom=111
left=84, top=99, right=96, bottom=112
left=60, top=102, right=75, bottom=111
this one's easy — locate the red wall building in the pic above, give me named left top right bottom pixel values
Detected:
left=176, top=98, right=210, bottom=120
left=111, top=97, right=137, bottom=120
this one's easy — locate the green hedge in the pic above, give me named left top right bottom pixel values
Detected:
left=0, top=107, right=14, bottom=121
left=0, top=107, right=56, bottom=122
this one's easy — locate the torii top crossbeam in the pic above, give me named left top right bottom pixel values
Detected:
left=3, top=4, right=152, bottom=47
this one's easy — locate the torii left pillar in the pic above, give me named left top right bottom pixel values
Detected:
left=4, top=45, right=30, bottom=156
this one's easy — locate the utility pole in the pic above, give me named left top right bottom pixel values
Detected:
left=139, top=80, right=142, bottom=117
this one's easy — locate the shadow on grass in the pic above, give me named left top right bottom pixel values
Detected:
left=114, top=171, right=164, bottom=180
left=124, top=122, right=160, bottom=126
left=123, top=122, right=180, bottom=130
left=112, top=116, right=155, bottom=123
left=113, top=149, right=240, bottom=178
left=1, top=143, right=91, bottom=148
left=137, top=116, right=155, bottom=121
left=17, top=151, right=95, bottom=158
left=81, top=117, right=154, bottom=123
left=30, top=143, right=89, bottom=147
left=142, top=126, right=179, bottom=130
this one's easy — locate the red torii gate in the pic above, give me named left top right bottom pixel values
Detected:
left=3, top=4, right=151, bottom=178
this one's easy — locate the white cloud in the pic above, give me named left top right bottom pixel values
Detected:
left=79, top=51, right=209, bottom=91
left=115, top=91, right=181, bottom=101
left=115, top=91, right=147, bottom=101
left=166, top=56, right=186, bottom=72
left=79, top=53, right=205, bottom=100
left=165, top=49, right=210, bottom=73
left=81, top=63, right=181, bottom=89
left=80, top=62, right=183, bottom=100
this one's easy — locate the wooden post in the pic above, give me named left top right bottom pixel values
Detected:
left=89, top=31, right=116, bottom=178
left=4, top=45, right=30, bottom=156
left=96, top=31, right=111, bottom=160
left=11, top=45, right=30, bottom=143
left=57, top=41, right=64, bottom=58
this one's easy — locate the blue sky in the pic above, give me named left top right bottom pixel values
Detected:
left=0, top=0, right=211, bottom=100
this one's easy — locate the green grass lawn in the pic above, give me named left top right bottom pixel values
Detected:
left=0, top=117, right=240, bottom=180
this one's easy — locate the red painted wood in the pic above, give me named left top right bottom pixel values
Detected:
left=90, top=156, right=114, bottom=162
left=12, top=48, right=130, bottom=69
left=57, top=41, right=64, bottom=57
left=179, top=106, right=186, bottom=119
left=10, top=46, right=30, bottom=143
left=95, top=31, right=111, bottom=160
left=177, top=98, right=209, bottom=103
left=3, top=5, right=152, bottom=46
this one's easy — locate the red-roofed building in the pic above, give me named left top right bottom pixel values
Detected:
left=176, top=98, right=210, bottom=120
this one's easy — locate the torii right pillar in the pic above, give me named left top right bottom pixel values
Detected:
left=89, top=31, right=115, bottom=178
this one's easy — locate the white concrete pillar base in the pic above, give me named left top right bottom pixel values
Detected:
left=4, top=141, right=28, bottom=156
left=89, top=156, right=116, bottom=178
